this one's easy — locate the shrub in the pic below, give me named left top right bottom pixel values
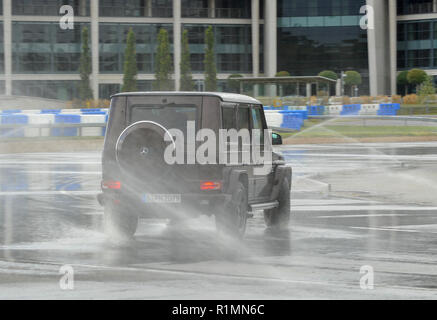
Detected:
left=309, top=96, right=318, bottom=105
left=392, top=95, right=402, bottom=103
left=342, top=96, right=351, bottom=105
left=317, top=90, right=328, bottom=97
left=376, top=95, right=390, bottom=103
left=359, top=96, right=371, bottom=104
left=67, top=99, right=110, bottom=109
left=403, top=94, right=418, bottom=104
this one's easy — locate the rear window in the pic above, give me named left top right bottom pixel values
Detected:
left=130, top=104, right=197, bottom=134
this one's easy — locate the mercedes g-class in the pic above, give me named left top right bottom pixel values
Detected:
left=98, top=92, right=291, bottom=237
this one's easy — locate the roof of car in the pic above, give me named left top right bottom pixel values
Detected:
left=111, top=91, right=262, bottom=105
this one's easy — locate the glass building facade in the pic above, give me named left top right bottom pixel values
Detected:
left=3, top=0, right=437, bottom=101
left=277, top=0, right=369, bottom=93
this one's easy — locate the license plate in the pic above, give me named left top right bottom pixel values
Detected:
left=142, top=194, right=181, bottom=204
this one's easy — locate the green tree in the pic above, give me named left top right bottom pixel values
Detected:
left=122, top=28, right=138, bottom=92
left=418, top=75, right=436, bottom=98
left=180, top=29, right=194, bottom=91
left=275, top=71, right=290, bottom=77
left=154, top=28, right=173, bottom=91
left=344, top=71, right=362, bottom=96
left=407, top=68, right=427, bottom=92
left=318, top=70, right=338, bottom=81
left=227, top=74, right=243, bottom=93
left=397, top=70, right=409, bottom=95
left=204, top=26, right=217, bottom=91
left=79, top=27, right=93, bottom=101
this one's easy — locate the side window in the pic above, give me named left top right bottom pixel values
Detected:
left=237, top=107, right=250, bottom=130
left=222, top=107, right=235, bottom=130
left=251, top=107, right=265, bottom=146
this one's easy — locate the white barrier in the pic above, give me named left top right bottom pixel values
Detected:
left=359, top=104, right=380, bottom=115
left=80, top=114, right=106, bottom=137
left=326, top=105, right=343, bottom=115
left=25, top=114, right=55, bottom=137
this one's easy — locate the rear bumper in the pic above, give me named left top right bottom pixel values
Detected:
left=98, top=191, right=232, bottom=218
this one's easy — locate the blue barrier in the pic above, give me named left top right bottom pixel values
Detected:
left=53, top=114, right=81, bottom=137
left=378, top=103, right=400, bottom=116
left=307, top=106, right=325, bottom=116
left=80, top=108, right=106, bottom=113
left=80, top=111, right=107, bottom=115
left=291, top=110, right=308, bottom=120
left=280, top=112, right=304, bottom=131
left=41, top=109, right=61, bottom=114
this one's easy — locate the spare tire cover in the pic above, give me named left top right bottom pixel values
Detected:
left=115, top=121, right=175, bottom=182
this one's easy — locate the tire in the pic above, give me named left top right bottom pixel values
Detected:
left=116, top=121, right=173, bottom=184
left=215, top=181, right=248, bottom=238
left=264, top=178, right=291, bottom=230
left=104, top=204, right=138, bottom=237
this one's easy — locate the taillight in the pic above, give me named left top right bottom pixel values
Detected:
left=200, top=181, right=222, bottom=191
left=102, top=180, right=121, bottom=190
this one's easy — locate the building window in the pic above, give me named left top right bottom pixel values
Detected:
left=99, top=0, right=172, bottom=17
left=181, top=0, right=208, bottom=18
left=99, top=83, right=121, bottom=99
left=12, top=22, right=88, bottom=73
left=398, top=50, right=406, bottom=69
left=12, top=80, right=79, bottom=101
left=407, top=22, right=431, bottom=41
left=278, top=0, right=366, bottom=17
left=184, top=24, right=252, bottom=74
left=407, top=49, right=431, bottom=68
left=190, top=53, right=204, bottom=72
left=398, top=0, right=434, bottom=15
left=99, top=23, right=173, bottom=73
left=12, top=0, right=89, bottom=16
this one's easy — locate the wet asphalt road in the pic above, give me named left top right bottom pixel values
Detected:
left=0, top=142, right=436, bottom=299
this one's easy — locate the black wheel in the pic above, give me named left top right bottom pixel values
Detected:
left=264, top=178, right=291, bottom=230
left=104, top=204, right=139, bottom=237
left=215, top=181, right=248, bottom=238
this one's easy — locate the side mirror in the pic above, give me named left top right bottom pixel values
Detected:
left=272, top=133, right=283, bottom=145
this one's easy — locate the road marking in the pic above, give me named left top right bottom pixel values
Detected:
left=350, top=226, right=437, bottom=234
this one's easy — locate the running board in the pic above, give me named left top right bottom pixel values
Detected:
left=250, top=201, right=279, bottom=211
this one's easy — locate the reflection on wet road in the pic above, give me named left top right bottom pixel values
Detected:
left=0, top=143, right=436, bottom=299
